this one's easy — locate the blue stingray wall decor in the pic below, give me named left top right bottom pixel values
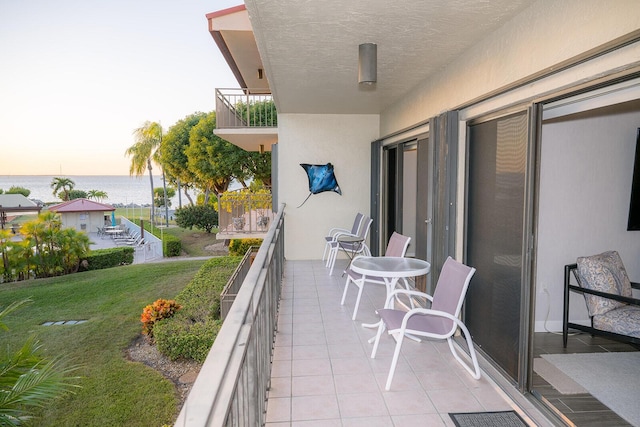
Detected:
left=298, top=163, right=342, bottom=207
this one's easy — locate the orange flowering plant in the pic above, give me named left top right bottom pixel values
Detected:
left=141, top=299, right=182, bottom=337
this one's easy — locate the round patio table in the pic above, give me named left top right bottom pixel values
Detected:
left=350, top=256, right=430, bottom=332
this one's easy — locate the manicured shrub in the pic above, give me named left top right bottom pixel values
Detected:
left=163, top=234, right=181, bottom=257
left=79, top=247, right=134, bottom=271
left=140, top=299, right=181, bottom=337
left=228, top=238, right=263, bottom=256
left=152, top=256, right=241, bottom=362
left=154, top=318, right=222, bottom=362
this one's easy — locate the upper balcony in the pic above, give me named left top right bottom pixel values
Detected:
left=216, top=187, right=273, bottom=240
left=214, top=88, right=278, bottom=152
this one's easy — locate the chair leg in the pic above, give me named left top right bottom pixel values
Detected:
left=326, top=245, right=335, bottom=268
left=385, top=331, right=405, bottom=391
left=447, top=322, right=481, bottom=380
left=341, top=275, right=351, bottom=306
left=322, top=241, right=329, bottom=261
left=370, top=321, right=386, bottom=359
left=351, top=280, right=364, bottom=320
left=328, top=248, right=337, bottom=275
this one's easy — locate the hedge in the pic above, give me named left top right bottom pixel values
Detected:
left=79, top=247, right=134, bottom=271
left=228, top=238, right=263, bottom=256
left=162, top=234, right=181, bottom=257
left=153, top=256, right=242, bottom=362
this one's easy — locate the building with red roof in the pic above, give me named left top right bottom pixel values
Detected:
left=49, top=198, right=116, bottom=233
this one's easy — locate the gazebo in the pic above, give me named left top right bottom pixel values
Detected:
left=49, top=198, right=116, bottom=233
left=0, top=194, right=42, bottom=230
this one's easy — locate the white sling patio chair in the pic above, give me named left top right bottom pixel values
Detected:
left=370, top=256, right=480, bottom=390
left=341, top=232, right=411, bottom=320
left=326, top=216, right=372, bottom=275
left=322, top=212, right=364, bottom=262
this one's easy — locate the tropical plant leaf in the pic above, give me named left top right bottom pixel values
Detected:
left=0, top=299, right=81, bottom=425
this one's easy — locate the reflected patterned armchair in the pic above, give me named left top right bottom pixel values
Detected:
left=563, top=250, right=640, bottom=347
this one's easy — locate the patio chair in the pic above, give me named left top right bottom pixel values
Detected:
left=340, top=232, right=411, bottom=320
left=326, top=216, right=372, bottom=275
left=322, top=212, right=364, bottom=262
left=370, top=256, right=480, bottom=390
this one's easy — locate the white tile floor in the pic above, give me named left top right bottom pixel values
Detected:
left=265, top=259, right=536, bottom=426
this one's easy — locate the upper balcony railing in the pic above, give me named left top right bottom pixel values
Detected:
left=217, top=188, right=273, bottom=236
left=215, top=88, right=277, bottom=129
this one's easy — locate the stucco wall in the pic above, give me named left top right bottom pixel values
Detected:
left=61, top=211, right=106, bottom=233
left=380, top=0, right=640, bottom=136
left=277, top=113, right=379, bottom=259
left=535, top=101, right=640, bottom=331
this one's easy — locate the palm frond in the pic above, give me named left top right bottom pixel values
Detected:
left=0, top=299, right=32, bottom=332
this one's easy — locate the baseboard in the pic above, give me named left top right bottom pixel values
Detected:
left=535, top=320, right=563, bottom=333
left=534, top=320, right=591, bottom=333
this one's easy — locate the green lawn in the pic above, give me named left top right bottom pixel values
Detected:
left=0, top=260, right=207, bottom=427
left=162, top=227, right=222, bottom=256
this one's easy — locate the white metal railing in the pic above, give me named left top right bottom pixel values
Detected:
left=175, top=203, right=285, bottom=426
left=215, top=88, right=277, bottom=129
left=120, top=217, right=163, bottom=261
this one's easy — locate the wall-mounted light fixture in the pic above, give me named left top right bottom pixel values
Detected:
left=358, top=43, right=377, bottom=85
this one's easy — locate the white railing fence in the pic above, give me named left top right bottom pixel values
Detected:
left=120, top=217, right=163, bottom=261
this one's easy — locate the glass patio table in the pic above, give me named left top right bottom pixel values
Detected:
left=350, top=256, right=431, bottom=332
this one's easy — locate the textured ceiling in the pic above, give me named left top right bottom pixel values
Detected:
left=244, top=0, right=532, bottom=114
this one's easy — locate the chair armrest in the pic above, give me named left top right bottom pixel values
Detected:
left=328, top=227, right=351, bottom=237
left=568, top=284, right=640, bottom=306
left=565, top=263, right=640, bottom=307
left=385, top=288, right=433, bottom=308
left=329, top=230, right=358, bottom=241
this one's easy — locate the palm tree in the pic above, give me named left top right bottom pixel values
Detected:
left=50, top=177, right=75, bottom=201
left=0, top=228, right=12, bottom=281
left=56, top=228, right=91, bottom=274
left=125, top=121, right=163, bottom=224
left=87, top=190, right=108, bottom=203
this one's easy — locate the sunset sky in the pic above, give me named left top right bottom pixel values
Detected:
left=0, top=0, right=241, bottom=175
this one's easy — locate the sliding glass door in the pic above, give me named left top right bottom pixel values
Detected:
left=465, top=111, right=532, bottom=384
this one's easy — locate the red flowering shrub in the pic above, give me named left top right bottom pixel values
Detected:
left=140, top=299, right=181, bottom=337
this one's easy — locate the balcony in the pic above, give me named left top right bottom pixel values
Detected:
left=215, top=88, right=276, bottom=129
left=176, top=205, right=553, bottom=426
left=216, top=189, right=273, bottom=239
left=214, top=88, right=278, bottom=152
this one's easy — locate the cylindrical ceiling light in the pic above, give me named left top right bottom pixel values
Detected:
left=358, top=43, right=377, bottom=85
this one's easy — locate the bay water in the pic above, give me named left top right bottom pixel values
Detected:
left=0, top=175, right=192, bottom=207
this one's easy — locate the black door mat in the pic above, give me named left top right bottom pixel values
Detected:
left=449, top=410, right=528, bottom=427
